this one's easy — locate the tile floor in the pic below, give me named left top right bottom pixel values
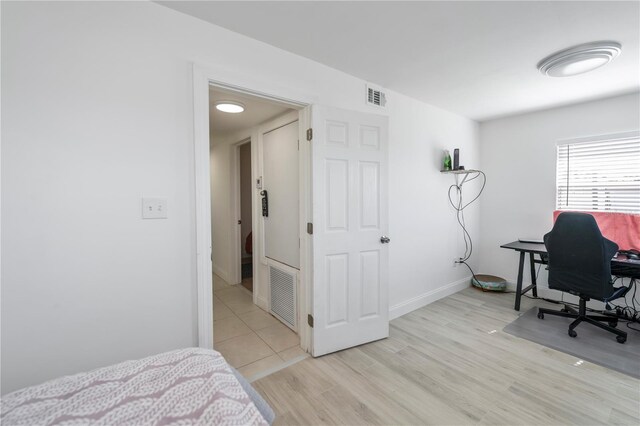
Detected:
left=213, top=274, right=307, bottom=380
left=240, top=276, right=253, bottom=292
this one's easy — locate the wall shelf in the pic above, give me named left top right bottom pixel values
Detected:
left=441, top=169, right=482, bottom=185
left=440, top=169, right=480, bottom=174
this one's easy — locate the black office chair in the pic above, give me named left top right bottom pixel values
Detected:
left=537, top=212, right=628, bottom=344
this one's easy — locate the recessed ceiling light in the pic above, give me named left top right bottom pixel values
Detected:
left=215, top=101, right=245, bottom=113
left=537, top=41, right=621, bottom=77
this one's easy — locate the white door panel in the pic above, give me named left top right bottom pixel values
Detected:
left=312, top=106, right=389, bottom=356
left=263, top=121, right=300, bottom=269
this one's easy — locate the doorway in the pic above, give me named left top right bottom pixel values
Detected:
left=194, top=66, right=390, bottom=363
left=209, top=85, right=308, bottom=379
left=238, top=141, right=253, bottom=292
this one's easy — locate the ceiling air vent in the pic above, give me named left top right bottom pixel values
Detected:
left=366, top=84, right=387, bottom=108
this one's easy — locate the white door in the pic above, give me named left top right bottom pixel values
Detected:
left=262, top=120, right=300, bottom=269
left=311, top=106, right=389, bottom=356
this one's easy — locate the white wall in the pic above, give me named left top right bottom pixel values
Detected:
left=478, top=93, right=640, bottom=295
left=210, top=133, right=237, bottom=283
left=387, top=98, right=481, bottom=315
left=1, top=1, right=479, bottom=393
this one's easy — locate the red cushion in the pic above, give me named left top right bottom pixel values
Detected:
left=553, top=210, right=640, bottom=250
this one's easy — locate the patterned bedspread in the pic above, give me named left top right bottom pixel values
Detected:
left=0, top=348, right=268, bottom=426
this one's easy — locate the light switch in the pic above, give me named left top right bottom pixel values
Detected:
left=142, top=197, right=168, bottom=219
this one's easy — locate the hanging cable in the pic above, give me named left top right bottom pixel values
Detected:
left=447, top=171, right=487, bottom=289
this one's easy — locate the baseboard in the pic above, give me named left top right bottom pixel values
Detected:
left=389, top=276, right=471, bottom=320
left=212, top=264, right=229, bottom=283
left=256, top=296, right=269, bottom=312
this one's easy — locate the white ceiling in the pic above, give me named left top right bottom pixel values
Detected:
left=164, top=1, right=639, bottom=121
left=209, top=87, right=293, bottom=141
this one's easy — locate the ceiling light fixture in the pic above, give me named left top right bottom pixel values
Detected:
left=215, top=101, right=245, bottom=113
left=537, top=41, right=621, bottom=77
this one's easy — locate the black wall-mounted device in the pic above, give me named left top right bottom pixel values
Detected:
left=453, top=148, right=460, bottom=170
left=260, top=190, right=268, bottom=217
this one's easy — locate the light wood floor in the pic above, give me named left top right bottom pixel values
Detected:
left=253, top=288, right=640, bottom=425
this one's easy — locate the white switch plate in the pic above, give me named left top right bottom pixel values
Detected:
left=142, top=197, right=168, bottom=219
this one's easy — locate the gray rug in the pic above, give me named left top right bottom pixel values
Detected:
left=504, top=307, right=640, bottom=379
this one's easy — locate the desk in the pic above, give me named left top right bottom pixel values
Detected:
left=501, top=241, right=640, bottom=311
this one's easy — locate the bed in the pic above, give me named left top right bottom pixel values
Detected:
left=0, top=348, right=275, bottom=425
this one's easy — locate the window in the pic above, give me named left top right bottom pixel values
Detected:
left=556, top=131, right=640, bottom=214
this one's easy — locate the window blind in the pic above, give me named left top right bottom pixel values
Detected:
left=556, top=132, right=640, bottom=214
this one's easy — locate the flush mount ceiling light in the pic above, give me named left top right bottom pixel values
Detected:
left=537, top=41, right=621, bottom=77
left=215, top=101, right=245, bottom=113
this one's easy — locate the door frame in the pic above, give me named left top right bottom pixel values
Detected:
left=192, top=63, right=315, bottom=351
left=229, top=138, right=252, bottom=287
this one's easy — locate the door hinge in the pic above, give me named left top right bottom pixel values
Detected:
left=306, top=128, right=313, bottom=141
left=307, top=222, right=313, bottom=235
left=307, top=314, right=314, bottom=328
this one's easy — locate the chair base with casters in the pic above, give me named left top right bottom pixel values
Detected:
left=537, top=296, right=627, bottom=344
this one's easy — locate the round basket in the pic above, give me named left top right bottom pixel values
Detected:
left=471, top=274, right=507, bottom=292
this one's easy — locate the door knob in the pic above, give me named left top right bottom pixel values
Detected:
left=380, top=236, right=391, bottom=244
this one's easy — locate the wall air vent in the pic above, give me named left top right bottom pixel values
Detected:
left=366, top=84, right=387, bottom=108
left=270, top=265, right=297, bottom=331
